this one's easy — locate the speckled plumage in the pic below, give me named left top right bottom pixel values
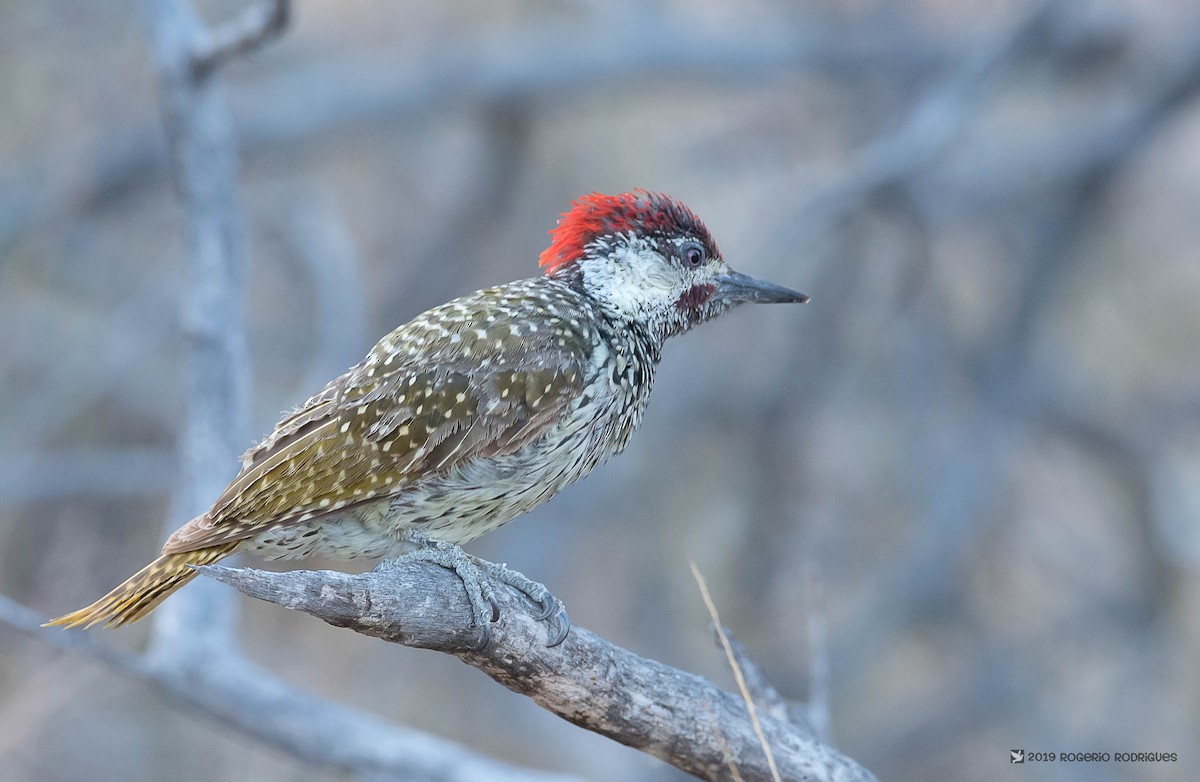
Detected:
left=48, top=190, right=805, bottom=630
left=172, top=277, right=656, bottom=562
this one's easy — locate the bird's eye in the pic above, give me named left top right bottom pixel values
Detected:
left=682, top=244, right=704, bottom=268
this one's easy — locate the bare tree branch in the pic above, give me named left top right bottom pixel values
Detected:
left=723, top=635, right=790, bottom=725
left=191, top=0, right=289, bottom=75
left=0, top=447, right=175, bottom=504
left=0, top=5, right=584, bottom=781
left=802, top=565, right=833, bottom=746
left=784, top=0, right=1062, bottom=239
left=0, top=595, right=153, bottom=679
left=283, top=192, right=371, bottom=395
left=1, top=267, right=176, bottom=462
left=138, top=0, right=256, bottom=661
left=200, top=562, right=879, bottom=782
left=0, top=13, right=936, bottom=252
left=720, top=631, right=829, bottom=747
left=927, top=22, right=1200, bottom=205
left=0, top=594, right=581, bottom=782
left=231, top=17, right=932, bottom=145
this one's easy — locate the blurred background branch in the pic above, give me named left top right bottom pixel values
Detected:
left=0, top=593, right=578, bottom=782
left=0, top=1, right=590, bottom=780
left=1, top=0, right=1198, bottom=780
left=191, top=0, right=288, bottom=73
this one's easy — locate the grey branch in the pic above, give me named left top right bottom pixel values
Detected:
left=191, top=0, right=289, bottom=75
left=803, top=566, right=833, bottom=746
left=0, top=594, right=579, bottom=782
left=722, top=633, right=792, bottom=723
left=231, top=19, right=929, bottom=144
left=0, top=447, right=176, bottom=504
left=140, top=0, right=257, bottom=660
left=108, top=4, right=574, bottom=780
left=200, top=561, right=879, bottom=782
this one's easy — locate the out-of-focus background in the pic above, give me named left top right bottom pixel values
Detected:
left=2, top=0, right=1198, bottom=780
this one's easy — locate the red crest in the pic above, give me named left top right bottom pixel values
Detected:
left=538, top=191, right=717, bottom=274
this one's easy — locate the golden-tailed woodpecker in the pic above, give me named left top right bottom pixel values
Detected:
left=47, top=191, right=807, bottom=646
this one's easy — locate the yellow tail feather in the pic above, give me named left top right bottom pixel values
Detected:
left=44, top=543, right=239, bottom=629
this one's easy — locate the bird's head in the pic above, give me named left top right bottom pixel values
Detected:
left=539, top=191, right=806, bottom=341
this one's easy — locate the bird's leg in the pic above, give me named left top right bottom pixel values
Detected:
left=378, top=532, right=571, bottom=648
left=471, top=558, right=571, bottom=647
left=377, top=533, right=498, bottom=651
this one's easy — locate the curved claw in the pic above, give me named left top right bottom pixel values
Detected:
left=521, top=585, right=569, bottom=645
left=472, top=559, right=571, bottom=647
left=533, top=596, right=559, bottom=622
left=467, top=621, right=491, bottom=652
left=486, top=590, right=501, bottom=623
left=544, top=605, right=571, bottom=647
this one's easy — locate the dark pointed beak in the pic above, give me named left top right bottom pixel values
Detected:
left=714, top=271, right=809, bottom=305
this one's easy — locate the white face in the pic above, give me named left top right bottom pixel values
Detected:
left=575, top=232, right=738, bottom=341
left=577, top=233, right=692, bottom=323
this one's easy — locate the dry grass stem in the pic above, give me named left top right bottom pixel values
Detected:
left=689, top=560, right=782, bottom=782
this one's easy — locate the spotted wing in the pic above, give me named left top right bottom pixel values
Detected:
left=163, top=283, right=590, bottom=554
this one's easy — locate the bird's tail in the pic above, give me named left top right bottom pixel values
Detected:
left=44, top=542, right=239, bottom=629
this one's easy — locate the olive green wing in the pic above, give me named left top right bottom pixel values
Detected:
left=163, top=290, right=589, bottom=554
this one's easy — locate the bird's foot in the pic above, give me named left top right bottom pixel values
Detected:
left=380, top=533, right=570, bottom=648
left=380, top=534, right=498, bottom=651
left=473, top=558, right=570, bottom=647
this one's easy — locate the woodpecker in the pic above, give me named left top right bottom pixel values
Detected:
left=48, top=191, right=807, bottom=646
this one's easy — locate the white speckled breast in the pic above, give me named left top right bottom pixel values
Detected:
left=245, top=286, right=660, bottom=561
